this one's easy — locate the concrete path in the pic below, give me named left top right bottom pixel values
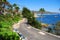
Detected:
left=18, top=19, right=60, bottom=40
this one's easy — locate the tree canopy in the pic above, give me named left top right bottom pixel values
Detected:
left=39, top=8, right=45, bottom=14
left=22, top=7, right=32, bottom=18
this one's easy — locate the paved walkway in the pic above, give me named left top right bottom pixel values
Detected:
left=13, top=18, right=60, bottom=40
left=13, top=18, right=26, bottom=29
left=18, top=19, right=60, bottom=40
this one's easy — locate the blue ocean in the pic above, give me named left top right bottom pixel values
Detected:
left=36, top=13, right=60, bottom=24
left=36, top=13, right=60, bottom=32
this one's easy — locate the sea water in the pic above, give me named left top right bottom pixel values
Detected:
left=36, top=13, right=60, bottom=33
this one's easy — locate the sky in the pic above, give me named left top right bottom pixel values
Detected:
left=8, top=0, right=60, bottom=12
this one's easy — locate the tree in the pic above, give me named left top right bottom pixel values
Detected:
left=2, top=0, right=7, bottom=8
left=0, top=0, right=7, bottom=13
left=39, top=8, right=45, bottom=14
left=22, top=7, right=32, bottom=18
left=0, top=0, right=12, bottom=15
left=13, top=3, right=17, bottom=7
left=2, top=0, right=9, bottom=12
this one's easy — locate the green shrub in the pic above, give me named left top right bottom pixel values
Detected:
left=27, top=17, right=41, bottom=29
left=0, top=29, right=19, bottom=40
left=0, top=14, right=21, bottom=40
